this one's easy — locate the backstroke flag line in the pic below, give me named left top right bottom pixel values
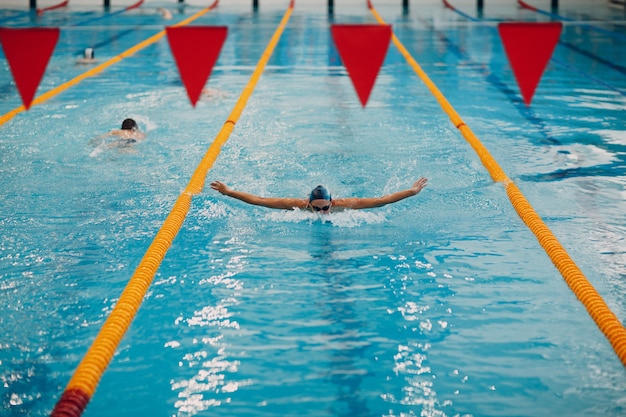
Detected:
left=498, top=22, right=562, bottom=106
left=0, top=27, right=60, bottom=110
left=166, top=26, right=228, bottom=107
left=331, top=24, right=392, bottom=107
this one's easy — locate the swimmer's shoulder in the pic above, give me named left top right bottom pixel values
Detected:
left=110, top=129, right=145, bottom=141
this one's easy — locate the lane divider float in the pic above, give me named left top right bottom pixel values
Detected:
left=75, top=0, right=145, bottom=26
left=0, top=0, right=217, bottom=127
left=367, top=0, right=626, bottom=366
left=49, top=1, right=295, bottom=416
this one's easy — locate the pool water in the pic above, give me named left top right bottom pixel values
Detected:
left=1, top=1, right=625, bottom=416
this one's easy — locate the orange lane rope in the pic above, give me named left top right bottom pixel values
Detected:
left=367, top=0, right=626, bottom=365
left=0, top=0, right=217, bottom=127
left=50, top=1, right=295, bottom=416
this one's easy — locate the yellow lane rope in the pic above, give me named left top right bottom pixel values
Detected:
left=50, top=1, right=296, bottom=416
left=367, top=1, right=626, bottom=365
left=187, top=0, right=295, bottom=193
left=0, top=0, right=218, bottom=127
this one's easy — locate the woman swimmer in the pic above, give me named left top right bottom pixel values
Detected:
left=210, top=178, right=428, bottom=214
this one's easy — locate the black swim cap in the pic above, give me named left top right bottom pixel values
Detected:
left=121, top=118, right=137, bottom=131
left=309, top=185, right=331, bottom=202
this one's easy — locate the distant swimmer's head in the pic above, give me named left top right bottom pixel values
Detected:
left=309, top=185, right=332, bottom=213
left=84, top=48, right=94, bottom=59
left=121, top=118, right=138, bottom=131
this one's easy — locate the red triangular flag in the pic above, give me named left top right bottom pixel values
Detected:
left=331, top=24, right=392, bottom=107
left=498, top=22, right=562, bottom=106
left=0, top=28, right=60, bottom=109
left=166, top=26, right=228, bottom=107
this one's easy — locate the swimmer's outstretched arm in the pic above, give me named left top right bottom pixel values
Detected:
left=333, top=178, right=428, bottom=210
left=210, top=181, right=308, bottom=210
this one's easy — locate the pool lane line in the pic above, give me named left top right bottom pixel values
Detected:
left=0, top=0, right=217, bottom=128
left=72, top=26, right=139, bottom=57
left=442, top=0, right=474, bottom=20
left=73, top=0, right=144, bottom=26
left=49, top=1, right=295, bottom=416
left=424, top=17, right=626, bottom=178
left=438, top=0, right=626, bottom=145
left=0, top=1, right=146, bottom=96
left=368, top=0, right=626, bottom=367
left=45, top=1, right=223, bottom=414
left=557, top=39, right=626, bottom=76
left=443, top=0, right=626, bottom=96
left=518, top=0, right=626, bottom=43
left=37, top=0, right=69, bottom=16
left=418, top=15, right=561, bottom=147
left=187, top=1, right=295, bottom=193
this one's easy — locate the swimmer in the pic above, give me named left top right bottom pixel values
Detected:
left=157, top=7, right=172, bottom=19
left=91, top=118, right=145, bottom=147
left=210, top=178, right=428, bottom=213
left=107, top=118, right=146, bottom=141
left=89, top=118, right=146, bottom=155
left=76, top=47, right=96, bottom=65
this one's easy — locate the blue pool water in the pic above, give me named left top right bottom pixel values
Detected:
left=1, top=1, right=625, bottom=416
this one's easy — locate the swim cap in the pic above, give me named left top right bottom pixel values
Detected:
left=84, top=48, right=94, bottom=59
left=309, top=185, right=331, bottom=202
left=121, top=118, right=137, bottom=131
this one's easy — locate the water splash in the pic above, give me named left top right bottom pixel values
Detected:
left=265, top=208, right=386, bottom=228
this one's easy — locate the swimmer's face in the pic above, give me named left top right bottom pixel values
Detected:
left=310, top=199, right=331, bottom=214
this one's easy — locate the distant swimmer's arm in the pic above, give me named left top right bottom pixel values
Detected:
left=210, top=181, right=308, bottom=210
left=333, top=178, right=428, bottom=210
left=107, top=129, right=145, bottom=141
left=89, top=131, right=113, bottom=146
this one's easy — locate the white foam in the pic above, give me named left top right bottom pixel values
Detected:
left=265, top=208, right=386, bottom=228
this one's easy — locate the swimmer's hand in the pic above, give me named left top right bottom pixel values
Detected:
left=210, top=181, right=230, bottom=195
left=410, top=178, right=428, bottom=195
